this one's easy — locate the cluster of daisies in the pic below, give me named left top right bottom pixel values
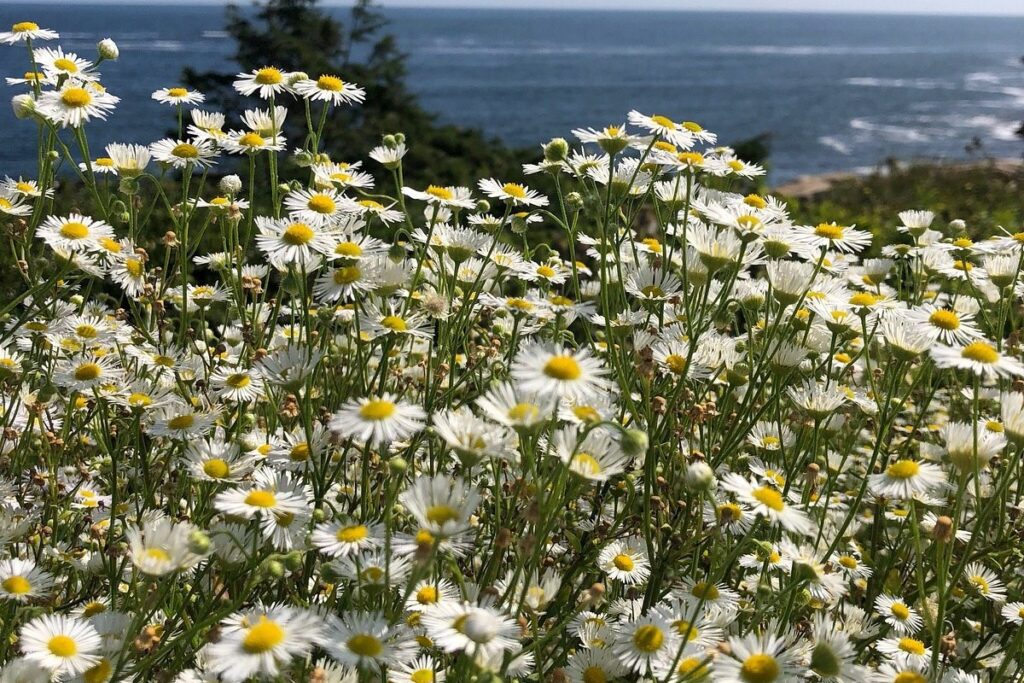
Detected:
left=2, top=20, right=1024, bottom=683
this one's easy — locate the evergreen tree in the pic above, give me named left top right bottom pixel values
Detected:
left=183, top=0, right=528, bottom=186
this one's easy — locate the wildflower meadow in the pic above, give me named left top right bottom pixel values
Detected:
left=2, top=20, right=1024, bottom=683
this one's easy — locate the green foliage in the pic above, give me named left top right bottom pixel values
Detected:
left=786, top=161, right=1024, bottom=251
left=183, top=0, right=529, bottom=186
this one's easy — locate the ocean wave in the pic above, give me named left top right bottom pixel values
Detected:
left=202, top=31, right=230, bottom=39
left=711, top=45, right=937, bottom=56
left=844, top=77, right=951, bottom=90
left=418, top=43, right=662, bottom=57
left=818, top=136, right=851, bottom=155
left=849, top=118, right=930, bottom=143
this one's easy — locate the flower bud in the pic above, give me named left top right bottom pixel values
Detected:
left=11, top=94, right=35, bottom=119
left=97, top=38, right=119, bottom=61
left=188, top=530, right=211, bottom=555
left=684, top=460, right=716, bottom=492
left=565, top=191, right=584, bottom=210
left=389, top=456, right=408, bottom=474
left=382, top=134, right=398, bottom=148
left=265, top=559, right=285, bottom=578
left=620, top=429, right=649, bottom=458
left=543, top=137, right=569, bottom=163
left=219, top=174, right=242, bottom=195
left=474, top=199, right=490, bottom=213
left=948, top=219, right=966, bottom=232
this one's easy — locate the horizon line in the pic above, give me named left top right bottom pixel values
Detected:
left=7, top=0, right=1024, bottom=17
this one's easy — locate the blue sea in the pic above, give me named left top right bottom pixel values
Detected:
left=1, top=3, right=1023, bottom=182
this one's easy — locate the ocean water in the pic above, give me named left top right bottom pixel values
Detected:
left=1, top=3, right=1023, bottom=182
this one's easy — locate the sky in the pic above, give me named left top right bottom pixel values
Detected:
left=16, top=0, right=1024, bottom=14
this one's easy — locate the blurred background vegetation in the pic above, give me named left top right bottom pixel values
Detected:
left=3, top=0, right=1021, bottom=301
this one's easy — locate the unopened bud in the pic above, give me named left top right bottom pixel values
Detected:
left=620, top=429, right=649, bottom=458
left=11, top=94, right=35, bottom=119
left=219, top=174, right=242, bottom=195
left=684, top=460, right=716, bottom=492
left=543, top=137, right=569, bottom=163
left=97, top=38, right=119, bottom=61
left=188, top=530, right=211, bottom=555
left=932, top=515, right=954, bottom=543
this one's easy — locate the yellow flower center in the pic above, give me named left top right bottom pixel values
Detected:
left=167, top=87, right=188, bottom=98
left=838, top=556, right=858, bottom=569
left=347, top=633, right=383, bottom=657
left=928, top=309, right=960, bottom=330
left=225, top=373, right=251, bottom=389
left=359, top=199, right=384, bottom=210
left=53, top=57, right=78, bottom=73
left=13, top=22, right=40, bottom=32
left=543, top=355, right=582, bottom=381
left=239, top=132, right=265, bottom=148
left=740, top=654, right=780, bottom=683
left=632, top=624, right=665, bottom=653
left=651, top=114, right=676, bottom=128
left=48, top=635, right=78, bottom=657
left=425, top=505, right=459, bottom=525
left=582, top=667, right=607, bottom=683
left=815, top=223, right=846, bottom=240
left=171, top=143, right=199, bottom=159
left=335, top=241, right=363, bottom=257
left=886, top=459, right=920, bottom=479
left=127, top=392, right=152, bottom=407
left=289, top=443, right=309, bottom=461
left=501, top=183, right=527, bottom=199
left=167, top=414, right=195, bottom=430
left=335, top=524, right=367, bottom=544
left=410, top=671, right=434, bottom=683
left=380, top=315, right=408, bottom=332
left=961, top=341, right=998, bottom=364
left=752, top=486, right=785, bottom=511
left=307, top=194, right=336, bottom=214
left=665, top=354, right=688, bottom=375
left=359, top=399, right=396, bottom=420
left=145, top=547, right=170, bottom=563
left=674, top=620, right=699, bottom=641
left=507, top=402, right=539, bottom=421
left=416, top=586, right=438, bottom=604
left=61, top=87, right=92, bottom=108
left=678, top=151, right=704, bottom=165
left=891, top=603, right=911, bottom=620
left=60, top=221, right=90, bottom=240
left=82, top=658, right=112, bottom=683
left=316, top=75, right=343, bottom=91
left=244, top=490, right=277, bottom=508
left=282, top=222, right=315, bottom=246
left=254, top=67, right=283, bottom=85
left=426, top=185, right=454, bottom=200
left=898, top=638, right=926, bottom=656
left=737, top=214, right=762, bottom=230
left=242, top=617, right=285, bottom=653
left=612, top=553, right=635, bottom=572
left=849, top=292, right=879, bottom=307
left=893, top=673, right=927, bottom=683
left=202, top=459, right=230, bottom=478
left=2, top=576, right=30, bottom=594
left=333, top=266, right=361, bottom=284
left=744, top=194, right=767, bottom=208
left=74, top=362, right=102, bottom=381
left=572, top=452, right=602, bottom=476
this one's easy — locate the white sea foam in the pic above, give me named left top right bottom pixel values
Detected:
left=818, top=136, right=852, bottom=155
left=849, top=118, right=930, bottom=143
left=844, top=77, right=950, bottom=90
left=712, top=45, right=939, bottom=56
